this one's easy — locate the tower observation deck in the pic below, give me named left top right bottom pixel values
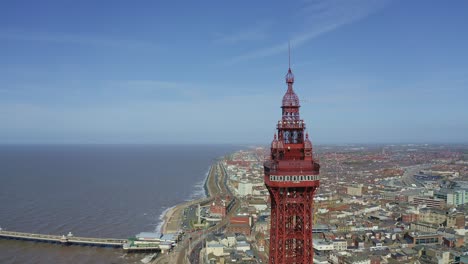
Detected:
left=264, top=65, right=320, bottom=264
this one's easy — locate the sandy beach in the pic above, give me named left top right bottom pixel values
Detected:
left=159, top=164, right=219, bottom=234
left=153, top=162, right=228, bottom=264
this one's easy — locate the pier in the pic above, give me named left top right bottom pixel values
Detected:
left=0, top=196, right=214, bottom=252
left=0, top=230, right=126, bottom=248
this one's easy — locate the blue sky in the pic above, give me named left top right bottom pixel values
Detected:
left=1, top=0, right=467, bottom=144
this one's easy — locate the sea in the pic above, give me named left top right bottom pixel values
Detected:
left=0, top=144, right=241, bottom=264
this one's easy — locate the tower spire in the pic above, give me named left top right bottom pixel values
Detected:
left=285, top=43, right=295, bottom=85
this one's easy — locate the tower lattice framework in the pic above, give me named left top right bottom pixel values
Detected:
left=264, top=66, right=320, bottom=264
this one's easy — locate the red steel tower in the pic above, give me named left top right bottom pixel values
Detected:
left=264, top=65, right=320, bottom=264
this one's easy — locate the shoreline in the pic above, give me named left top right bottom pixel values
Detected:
left=159, top=163, right=218, bottom=234
left=158, top=206, right=176, bottom=234
left=203, top=165, right=212, bottom=198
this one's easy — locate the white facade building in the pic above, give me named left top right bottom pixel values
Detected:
left=236, top=241, right=251, bottom=252
left=238, top=181, right=253, bottom=196
left=333, top=239, right=348, bottom=251
left=206, top=243, right=224, bottom=257
left=313, top=239, right=334, bottom=252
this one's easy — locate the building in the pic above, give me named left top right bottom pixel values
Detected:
left=226, top=216, right=251, bottom=236
left=412, top=196, right=445, bottom=208
left=238, top=181, right=253, bottom=196
left=333, top=239, right=348, bottom=251
left=313, top=239, right=334, bottom=253
left=206, top=241, right=224, bottom=257
left=447, top=211, right=465, bottom=228
left=404, top=232, right=442, bottom=246
left=249, top=198, right=268, bottom=211
left=435, top=188, right=468, bottom=206
left=134, top=232, right=161, bottom=246
left=401, top=213, right=419, bottom=223
left=330, top=252, right=371, bottom=264
left=221, top=234, right=236, bottom=247
left=344, top=255, right=371, bottom=264
left=254, top=215, right=269, bottom=233
left=135, top=232, right=161, bottom=243
left=314, top=255, right=329, bottom=264
left=418, top=208, right=446, bottom=225
left=236, top=241, right=251, bottom=252
left=264, top=63, right=320, bottom=263
left=347, top=184, right=364, bottom=197
left=210, top=197, right=227, bottom=217
left=410, top=222, right=439, bottom=233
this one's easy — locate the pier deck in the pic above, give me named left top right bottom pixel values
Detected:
left=0, top=230, right=126, bottom=248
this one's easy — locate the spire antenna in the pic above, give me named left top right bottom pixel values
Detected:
left=285, top=41, right=295, bottom=84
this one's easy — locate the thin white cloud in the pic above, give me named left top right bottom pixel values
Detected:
left=213, top=21, right=272, bottom=45
left=114, top=80, right=184, bottom=90
left=0, top=30, right=157, bottom=50
left=103, top=79, right=205, bottom=99
left=226, top=0, right=390, bottom=64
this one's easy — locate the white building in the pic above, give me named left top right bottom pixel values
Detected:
left=206, top=242, right=224, bottom=257
left=313, top=239, right=334, bottom=253
left=236, top=241, right=251, bottom=252
left=333, top=239, right=347, bottom=251
left=330, top=252, right=370, bottom=264
left=249, top=199, right=268, bottom=211
left=434, top=188, right=468, bottom=206
left=238, top=181, right=253, bottom=196
left=221, top=235, right=236, bottom=247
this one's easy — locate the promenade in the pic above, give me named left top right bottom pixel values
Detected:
left=154, top=161, right=232, bottom=264
left=160, top=196, right=213, bottom=234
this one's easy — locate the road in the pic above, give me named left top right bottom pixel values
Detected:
left=154, top=161, right=239, bottom=264
left=401, top=164, right=432, bottom=187
left=182, top=199, right=240, bottom=264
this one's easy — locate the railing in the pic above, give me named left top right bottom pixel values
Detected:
left=269, top=175, right=320, bottom=182
left=277, top=120, right=305, bottom=129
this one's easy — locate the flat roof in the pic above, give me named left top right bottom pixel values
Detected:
left=161, top=234, right=177, bottom=241
left=136, top=232, right=161, bottom=239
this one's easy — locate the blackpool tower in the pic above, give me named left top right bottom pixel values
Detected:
left=264, top=64, right=320, bottom=264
